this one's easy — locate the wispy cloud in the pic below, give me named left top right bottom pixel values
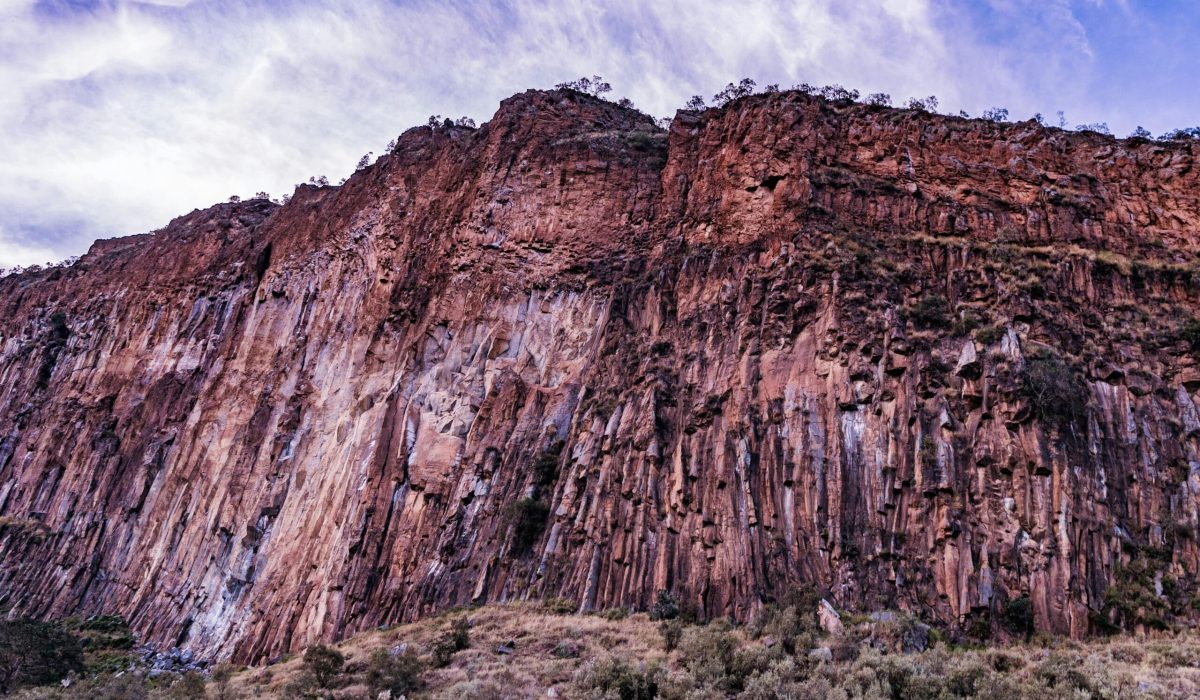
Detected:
left=0, top=0, right=1190, bottom=267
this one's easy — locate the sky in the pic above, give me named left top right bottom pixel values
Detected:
left=0, top=0, right=1197, bottom=268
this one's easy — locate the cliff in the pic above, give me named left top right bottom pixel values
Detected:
left=1, top=88, right=1199, bottom=662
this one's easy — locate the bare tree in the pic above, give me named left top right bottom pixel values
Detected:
left=982, top=107, right=1009, bottom=122
left=904, top=96, right=939, bottom=112
left=1074, top=122, right=1111, bottom=135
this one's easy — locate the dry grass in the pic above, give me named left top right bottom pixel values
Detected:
left=220, top=602, right=1200, bottom=699
left=231, top=602, right=668, bottom=699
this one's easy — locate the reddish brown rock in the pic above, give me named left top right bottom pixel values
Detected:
left=1, top=89, right=1199, bottom=661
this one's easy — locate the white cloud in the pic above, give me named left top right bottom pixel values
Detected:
left=0, top=223, right=61, bottom=269
left=0, top=0, right=1162, bottom=267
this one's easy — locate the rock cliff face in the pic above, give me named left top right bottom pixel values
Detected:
left=2, top=89, right=1200, bottom=661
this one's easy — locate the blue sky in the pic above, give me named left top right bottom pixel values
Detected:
left=0, top=0, right=1196, bottom=267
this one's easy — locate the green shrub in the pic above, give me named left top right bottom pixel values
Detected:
left=507, top=498, right=550, bottom=552
left=449, top=616, right=470, bottom=650
left=975, top=324, right=1005, bottom=346
left=659, top=618, right=683, bottom=651
left=531, top=441, right=565, bottom=490
left=1180, top=318, right=1200, bottom=351
left=650, top=590, right=680, bottom=621
left=210, top=663, right=236, bottom=700
left=598, top=607, right=629, bottom=621
left=573, top=656, right=660, bottom=700
left=1032, top=653, right=1097, bottom=694
left=301, top=644, right=344, bottom=688
left=907, top=294, right=952, bottom=329
left=431, top=636, right=457, bottom=668
left=0, top=619, right=85, bottom=694
left=678, top=620, right=738, bottom=687
left=366, top=647, right=423, bottom=697
left=541, top=597, right=577, bottom=615
left=1020, top=349, right=1087, bottom=425
left=166, top=672, right=207, bottom=699
left=429, top=617, right=470, bottom=668
left=1000, top=596, right=1034, bottom=639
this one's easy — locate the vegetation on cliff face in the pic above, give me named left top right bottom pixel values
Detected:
left=7, top=602, right=1200, bottom=699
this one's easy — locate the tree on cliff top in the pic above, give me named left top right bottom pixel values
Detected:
left=713, top=78, right=756, bottom=107
left=555, top=75, right=612, bottom=98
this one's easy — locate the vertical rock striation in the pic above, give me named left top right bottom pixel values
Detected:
left=1, top=89, right=1199, bottom=661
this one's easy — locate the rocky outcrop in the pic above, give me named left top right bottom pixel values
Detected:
left=2, top=88, right=1199, bottom=662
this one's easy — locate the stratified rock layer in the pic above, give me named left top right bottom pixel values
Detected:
left=2, top=90, right=1199, bottom=661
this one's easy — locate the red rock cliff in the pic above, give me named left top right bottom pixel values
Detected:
left=2, top=89, right=1199, bottom=661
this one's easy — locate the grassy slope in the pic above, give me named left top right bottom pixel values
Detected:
left=229, top=602, right=1200, bottom=699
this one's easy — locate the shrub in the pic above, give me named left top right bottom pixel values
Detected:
left=531, top=441, right=565, bottom=491
left=431, top=635, right=457, bottom=668
left=659, top=618, right=683, bottom=651
left=650, top=590, right=680, bottom=621
left=598, top=607, right=628, bottom=621
left=542, top=597, right=577, bottom=615
left=1020, top=349, right=1087, bottom=425
left=678, top=620, right=738, bottom=686
left=907, top=294, right=951, bottom=329
left=507, top=498, right=550, bottom=553
left=1179, top=318, right=1200, bottom=351
left=301, top=644, right=344, bottom=688
left=1000, top=596, right=1034, bottom=639
left=1032, top=653, right=1097, bottom=694
left=210, top=663, right=236, bottom=700
left=449, top=616, right=470, bottom=650
left=428, top=617, right=470, bottom=668
left=366, top=647, right=423, bottom=697
left=166, top=672, right=207, bottom=699
left=573, top=657, right=660, bottom=700
left=0, top=619, right=85, bottom=694
left=975, top=324, right=1005, bottom=346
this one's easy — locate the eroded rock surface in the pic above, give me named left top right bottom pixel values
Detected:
left=2, top=89, right=1199, bottom=661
